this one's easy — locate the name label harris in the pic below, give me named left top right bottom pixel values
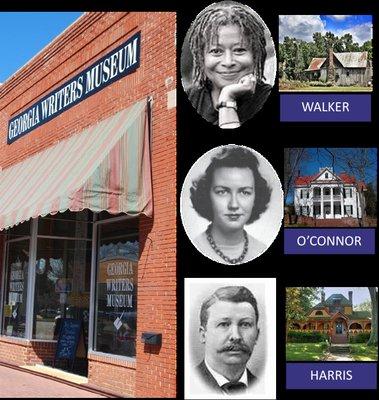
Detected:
left=287, top=363, right=377, bottom=389
left=7, top=31, right=141, bottom=144
left=280, top=94, right=371, bottom=121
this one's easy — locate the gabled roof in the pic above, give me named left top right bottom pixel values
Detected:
left=313, top=293, right=351, bottom=308
left=334, top=51, right=368, bottom=68
left=295, top=169, right=367, bottom=190
left=330, top=310, right=349, bottom=321
left=305, top=51, right=368, bottom=71
left=305, top=57, right=326, bottom=71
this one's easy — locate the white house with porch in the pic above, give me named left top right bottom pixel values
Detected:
left=294, top=167, right=366, bottom=219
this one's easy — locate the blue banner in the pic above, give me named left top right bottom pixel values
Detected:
left=287, top=362, right=377, bottom=389
left=280, top=94, right=371, bottom=122
left=284, top=228, right=375, bottom=254
left=7, top=31, right=141, bottom=144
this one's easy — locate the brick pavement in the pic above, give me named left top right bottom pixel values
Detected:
left=0, top=365, right=107, bottom=398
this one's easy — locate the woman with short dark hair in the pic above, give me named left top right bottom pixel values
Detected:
left=190, top=145, right=271, bottom=264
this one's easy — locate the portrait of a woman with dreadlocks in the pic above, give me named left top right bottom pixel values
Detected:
left=181, top=1, right=276, bottom=129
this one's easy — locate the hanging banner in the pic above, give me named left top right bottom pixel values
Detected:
left=7, top=31, right=141, bottom=144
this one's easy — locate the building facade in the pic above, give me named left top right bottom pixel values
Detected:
left=290, top=291, right=372, bottom=344
left=294, top=167, right=366, bottom=219
left=304, top=50, right=372, bottom=86
left=0, top=12, right=176, bottom=397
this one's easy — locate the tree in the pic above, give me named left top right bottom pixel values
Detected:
left=283, top=148, right=305, bottom=204
left=286, top=287, right=320, bottom=342
left=321, top=148, right=377, bottom=226
left=367, top=287, right=378, bottom=346
left=361, top=40, right=373, bottom=60
left=355, top=299, right=372, bottom=313
left=364, top=183, right=377, bottom=218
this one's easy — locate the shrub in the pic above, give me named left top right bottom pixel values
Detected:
left=320, top=341, right=329, bottom=351
left=349, top=332, right=371, bottom=343
left=309, top=81, right=333, bottom=87
left=288, top=331, right=329, bottom=343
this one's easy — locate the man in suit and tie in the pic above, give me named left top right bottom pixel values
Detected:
left=195, top=286, right=260, bottom=395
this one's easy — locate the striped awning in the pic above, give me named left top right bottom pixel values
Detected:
left=0, top=99, right=152, bottom=231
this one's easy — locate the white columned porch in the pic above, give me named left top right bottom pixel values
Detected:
left=331, top=186, right=334, bottom=218
left=340, top=188, right=344, bottom=217
left=321, top=186, right=324, bottom=218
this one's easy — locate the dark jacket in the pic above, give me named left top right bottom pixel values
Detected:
left=187, top=81, right=272, bottom=125
left=196, top=360, right=257, bottom=394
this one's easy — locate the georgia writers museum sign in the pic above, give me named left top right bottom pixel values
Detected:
left=7, top=31, right=141, bottom=144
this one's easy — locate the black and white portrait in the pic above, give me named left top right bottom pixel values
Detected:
left=180, top=145, right=283, bottom=265
left=185, top=278, right=276, bottom=399
left=181, top=0, right=276, bottom=129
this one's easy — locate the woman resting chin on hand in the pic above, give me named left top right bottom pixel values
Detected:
left=216, top=74, right=257, bottom=129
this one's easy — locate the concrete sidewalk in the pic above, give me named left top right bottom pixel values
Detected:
left=0, top=364, right=108, bottom=398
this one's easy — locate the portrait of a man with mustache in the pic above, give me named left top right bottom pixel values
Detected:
left=195, top=285, right=260, bottom=395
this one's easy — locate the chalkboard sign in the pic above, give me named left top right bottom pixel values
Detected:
left=54, top=318, right=82, bottom=369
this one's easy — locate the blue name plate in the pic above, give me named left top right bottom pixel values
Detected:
left=280, top=94, right=371, bottom=122
left=287, top=363, right=377, bottom=389
left=284, top=228, right=375, bottom=254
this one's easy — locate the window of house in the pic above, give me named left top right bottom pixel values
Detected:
left=334, top=204, right=341, bottom=215
left=315, top=311, right=323, bottom=316
left=314, top=205, right=321, bottom=215
left=344, top=188, right=352, bottom=198
left=324, top=203, right=331, bottom=214
left=93, top=217, right=139, bottom=358
left=345, top=205, right=353, bottom=216
left=325, top=173, right=329, bottom=179
left=302, top=206, right=308, bottom=215
left=324, top=188, right=330, bottom=196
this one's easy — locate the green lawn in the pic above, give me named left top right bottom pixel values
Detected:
left=286, top=343, right=327, bottom=361
left=280, top=86, right=372, bottom=92
left=349, top=344, right=378, bottom=361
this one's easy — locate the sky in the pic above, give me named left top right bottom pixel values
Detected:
left=0, top=12, right=83, bottom=84
left=286, top=148, right=377, bottom=204
left=312, top=287, right=371, bottom=307
left=279, top=15, right=373, bottom=44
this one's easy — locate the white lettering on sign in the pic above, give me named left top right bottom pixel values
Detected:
left=7, top=32, right=140, bottom=144
left=85, top=37, right=138, bottom=94
left=301, top=101, right=350, bottom=112
left=310, top=370, right=353, bottom=381
left=296, top=235, right=362, bottom=247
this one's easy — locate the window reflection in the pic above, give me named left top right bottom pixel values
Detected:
left=94, top=218, right=138, bottom=358
left=2, top=240, right=29, bottom=338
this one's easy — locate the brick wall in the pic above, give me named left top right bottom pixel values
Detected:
left=0, top=12, right=176, bottom=398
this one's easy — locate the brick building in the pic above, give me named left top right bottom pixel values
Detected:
left=0, top=12, right=176, bottom=397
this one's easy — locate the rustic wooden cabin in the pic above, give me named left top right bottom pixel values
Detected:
left=305, top=50, right=372, bottom=86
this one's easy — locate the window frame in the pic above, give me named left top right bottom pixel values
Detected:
left=89, top=214, right=138, bottom=363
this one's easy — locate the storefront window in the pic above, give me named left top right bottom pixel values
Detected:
left=33, top=211, right=92, bottom=340
left=94, top=218, right=138, bottom=358
left=2, top=239, right=29, bottom=338
left=33, top=238, right=92, bottom=340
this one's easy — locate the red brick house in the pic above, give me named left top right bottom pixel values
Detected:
left=290, top=291, right=371, bottom=344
